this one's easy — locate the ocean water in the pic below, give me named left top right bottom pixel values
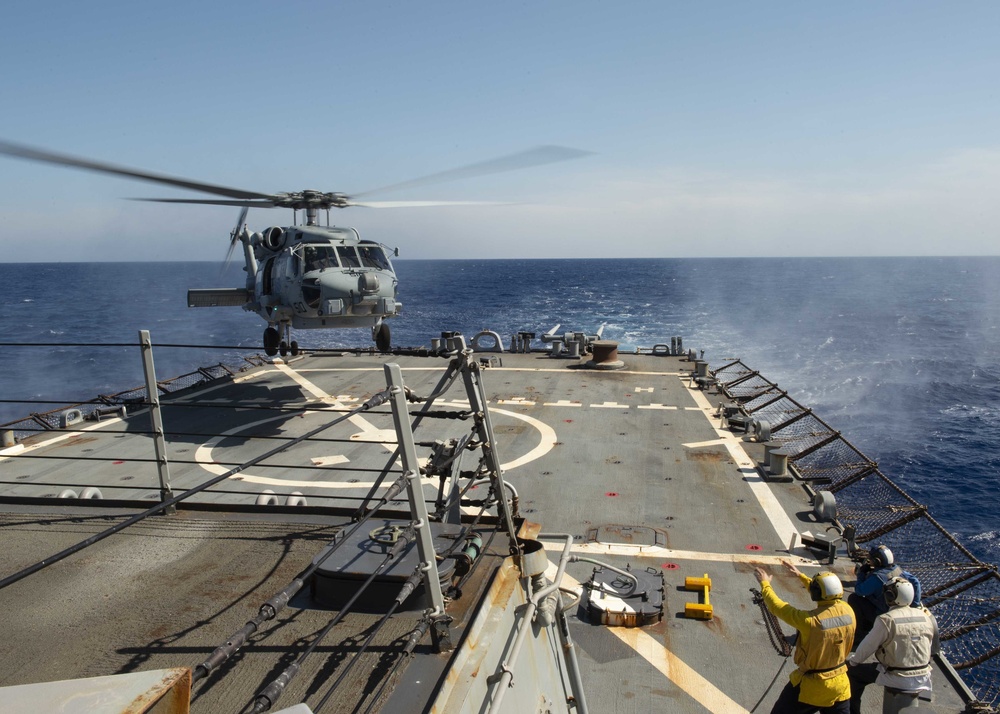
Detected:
left=2, top=257, right=999, bottom=564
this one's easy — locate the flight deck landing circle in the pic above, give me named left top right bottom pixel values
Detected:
left=193, top=403, right=556, bottom=491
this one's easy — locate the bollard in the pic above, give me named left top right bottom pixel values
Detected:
left=769, top=449, right=790, bottom=477
left=762, top=441, right=782, bottom=469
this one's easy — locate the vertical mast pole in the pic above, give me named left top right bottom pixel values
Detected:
left=459, top=353, right=519, bottom=551
left=139, top=330, right=174, bottom=513
left=384, top=364, right=447, bottom=618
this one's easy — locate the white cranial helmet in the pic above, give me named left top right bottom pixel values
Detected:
left=884, top=576, right=915, bottom=608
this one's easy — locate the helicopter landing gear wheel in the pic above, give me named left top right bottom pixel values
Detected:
left=263, top=327, right=280, bottom=357
left=375, top=322, right=391, bottom=353
left=279, top=341, right=288, bottom=357
left=290, top=340, right=299, bottom=356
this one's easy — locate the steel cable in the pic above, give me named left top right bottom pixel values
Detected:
left=192, top=476, right=413, bottom=685
left=0, top=390, right=391, bottom=592
left=311, top=567, right=424, bottom=714
left=247, top=542, right=418, bottom=714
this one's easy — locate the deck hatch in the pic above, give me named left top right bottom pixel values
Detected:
left=588, top=524, right=663, bottom=547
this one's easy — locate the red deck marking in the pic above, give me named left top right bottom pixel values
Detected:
left=745, top=544, right=762, bottom=551
left=605, top=491, right=619, bottom=497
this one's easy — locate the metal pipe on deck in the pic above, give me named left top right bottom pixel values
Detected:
left=487, top=533, right=589, bottom=714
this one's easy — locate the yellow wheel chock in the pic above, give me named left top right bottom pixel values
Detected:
left=683, top=573, right=713, bottom=620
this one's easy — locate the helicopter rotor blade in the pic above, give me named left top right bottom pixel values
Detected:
left=222, top=206, right=250, bottom=276
left=352, top=145, right=593, bottom=199
left=0, top=140, right=277, bottom=201
left=131, top=198, right=278, bottom=207
left=345, top=200, right=511, bottom=208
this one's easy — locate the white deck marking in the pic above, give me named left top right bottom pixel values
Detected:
left=274, top=362, right=385, bottom=443
left=349, top=429, right=399, bottom=443
left=590, top=401, right=628, bottom=408
left=311, top=456, right=350, bottom=466
left=194, top=363, right=556, bottom=482
left=438, top=399, right=471, bottom=408
left=637, top=404, right=677, bottom=410
left=540, top=540, right=813, bottom=566
left=497, top=398, right=536, bottom=405
left=492, top=408, right=557, bottom=470
left=635, top=387, right=654, bottom=393
left=545, top=563, right=749, bottom=713
left=298, top=367, right=445, bottom=373
left=542, top=400, right=581, bottom=407
left=299, top=366, right=685, bottom=376
left=685, top=383, right=800, bottom=545
left=682, top=438, right=729, bottom=449
left=0, top=417, right=123, bottom=462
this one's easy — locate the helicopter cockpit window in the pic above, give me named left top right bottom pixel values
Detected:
left=337, top=246, right=361, bottom=268
left=303, top=246, right=340, bottom=273
left=358, top=246, right=392, bottom=271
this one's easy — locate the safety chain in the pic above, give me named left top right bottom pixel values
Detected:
left=750, top=588, right=794, bottom=657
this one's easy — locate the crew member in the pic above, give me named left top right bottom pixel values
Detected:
left=847, top=576, right=938, bottom=713
left=755, top=562, right=856, bottom=713
left=850, top=545, right=922, bottom=642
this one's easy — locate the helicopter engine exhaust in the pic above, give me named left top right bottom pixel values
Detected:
left=262, top=227, right=285, bottom=251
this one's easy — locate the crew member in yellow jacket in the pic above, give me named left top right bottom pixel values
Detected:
left=755, top=562, right=856, bottom=713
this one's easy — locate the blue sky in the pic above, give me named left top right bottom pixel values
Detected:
left=2, top=1, right=999, bottom=260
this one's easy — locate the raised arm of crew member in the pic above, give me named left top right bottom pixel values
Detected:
left=756, top=563, right=813, bottom=630
left=754, top=563, right=854, bottom=713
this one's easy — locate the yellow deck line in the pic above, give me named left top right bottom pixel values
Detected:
left=547, top=565, right=749, bottom=713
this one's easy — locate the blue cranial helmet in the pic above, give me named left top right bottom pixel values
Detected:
left=869, top=544, right=894, bottom=569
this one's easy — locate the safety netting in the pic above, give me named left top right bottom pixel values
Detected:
left=714, top=359, right=1000, bottom=711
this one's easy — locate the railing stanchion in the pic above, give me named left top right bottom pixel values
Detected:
left=139, top=330, right=174, bottom=513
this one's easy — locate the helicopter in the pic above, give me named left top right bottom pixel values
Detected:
left=0, top=141, right=589, bottom=354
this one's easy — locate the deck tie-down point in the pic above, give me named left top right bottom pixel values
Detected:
left=683, top=573, right=713, bottom=620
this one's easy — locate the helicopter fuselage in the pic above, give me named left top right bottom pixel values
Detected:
left=246, top=224, right=401, bottom=331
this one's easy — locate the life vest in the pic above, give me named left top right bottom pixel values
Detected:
left=794, top=599, right=855, bottom=678
left=877, top=606, right=936, bottom=676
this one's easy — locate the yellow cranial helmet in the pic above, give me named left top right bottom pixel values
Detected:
left=809, top=572, right=844, bottom=601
